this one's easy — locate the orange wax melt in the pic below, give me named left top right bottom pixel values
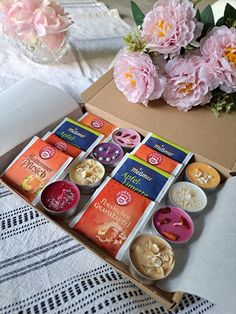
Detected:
left=185, top=162, right=220, bottom=190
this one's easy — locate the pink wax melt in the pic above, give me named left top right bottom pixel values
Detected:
left=41, top=180, right=80, bottom=219
left=112, top=128, right=141, bottom=151
left=152, top=206, right=194, bottom=243
left=92, top=142, right=124, bottom=170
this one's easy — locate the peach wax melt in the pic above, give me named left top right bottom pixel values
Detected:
left=69, top=158, right=105, bottom=194
left=41, top=180, right=80, bottom=218
left=152, top=206, right=194, bottom=244
left=185, top=162, right=220, bottom=191
left=129, top=234, right=175, bottom=284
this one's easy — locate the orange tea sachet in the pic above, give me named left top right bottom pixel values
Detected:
left=1, top=137, right=72, bottom=205
left=43, top=132, right=85, bottom=159
left=132, top=143, right=182, bottom=176
left=70, top=177, right=155, bottom=260
left=78, top=113, right=117, bottom=138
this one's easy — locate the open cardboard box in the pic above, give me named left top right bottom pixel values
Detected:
left=1, top=69, right=236, bottom=310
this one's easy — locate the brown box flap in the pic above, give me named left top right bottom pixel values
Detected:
left=82, top=68, right=236, bottom=172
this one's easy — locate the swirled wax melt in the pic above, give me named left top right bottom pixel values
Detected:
left=92, top=142, right=124, bottom=171
left=112, top=128, right=141, bottom=151
left=41, top=180, right=80, bottom=218
left=69, top=158, right=105, bottom=194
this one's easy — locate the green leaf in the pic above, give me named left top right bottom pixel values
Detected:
left=131, top=1, right=145, bottom=27
left=224, top=3, right=236, bottom=27
left=230, top=93, right=236, bottom=106
left=216, top=16, right=225, bottom=26
left=200, top=5, right=215, bottom=36
left=196, top=9, right=201, bottom=22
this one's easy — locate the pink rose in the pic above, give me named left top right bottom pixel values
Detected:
left=200, top=26, right=236, bottom=93
left=163, top=54, right=215, bottom=111
left=142, top=0, right=200, bottom=56
left=1, top=0, right=72, bottom=51
left=114, top=50, right=166, bottom=105
left=0, top=0, right=15, bottom=15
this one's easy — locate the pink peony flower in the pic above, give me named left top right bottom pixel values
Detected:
left=142, top=0, right=200, bottom=56
left=200, top=26, right=236, bottom=93
left=1, top=0, right=72, bottom=51
left=114, top=50, right=166, bottom=105
left=163, top=54, right=216, bottom=111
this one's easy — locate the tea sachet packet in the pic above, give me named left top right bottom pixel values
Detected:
left=78, top=112, right=117, bottom=138
left=52, top=118, right=104, bottom=152
left=111, top=154, right=175, bottom=202
left=70, top=177, right=155, bottom=260
left=143, top=133, right=193, bottom=165
left=132, top=143, right=182, bottom=176
left=43, top=132, right=85, bottom=159
left=1, top=137, right=72, bottom=205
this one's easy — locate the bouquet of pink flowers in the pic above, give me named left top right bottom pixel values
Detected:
left=114, top=0, right=236, bottom=116
left=0, top=0, right=72, bottom=53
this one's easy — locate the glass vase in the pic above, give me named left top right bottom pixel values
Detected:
left=14, top=30, right=70, bottom=65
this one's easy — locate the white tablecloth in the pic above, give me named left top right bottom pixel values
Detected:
left=0, top=1, right=232, bottom=313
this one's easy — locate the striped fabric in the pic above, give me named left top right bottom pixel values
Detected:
left=0, top=183, right=225, bottom=314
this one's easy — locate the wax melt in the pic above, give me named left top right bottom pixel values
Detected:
left=152, top=206, right=194, bottom=243
left=92, top=142, right=124, bottom=170
left=43, top=132, right=84, bottom=159
left=41, top=180, right=80, bottom=218
left=112, top=128, right=141, bottom=151
left=79, top=112, right=117, bottom=138
left=168, top=182, right=207, bottom=213
left=52, top=118, right=104, bottom=151
left=129, top=234, right=175, bottom=283
left=2, top=137, right=72, bottom=204
left=111, top=154, right=174, bottom=202
left=70, top=177, right=155, bottom=260
left=69, top=158, right=105, bottom=194
left=185, top=162, right=220, bottom=191
left=132, top=143, right=182, bottom=176
left=143, top=133, right=193, bottom=164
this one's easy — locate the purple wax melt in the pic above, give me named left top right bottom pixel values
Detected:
left=92, top=142, right=124, bottom=168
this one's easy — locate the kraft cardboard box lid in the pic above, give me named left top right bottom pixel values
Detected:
left=82, top=68, right=236, bottom=174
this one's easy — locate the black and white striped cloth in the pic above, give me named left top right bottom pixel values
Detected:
left=0, top=183, right=226, bottom=314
